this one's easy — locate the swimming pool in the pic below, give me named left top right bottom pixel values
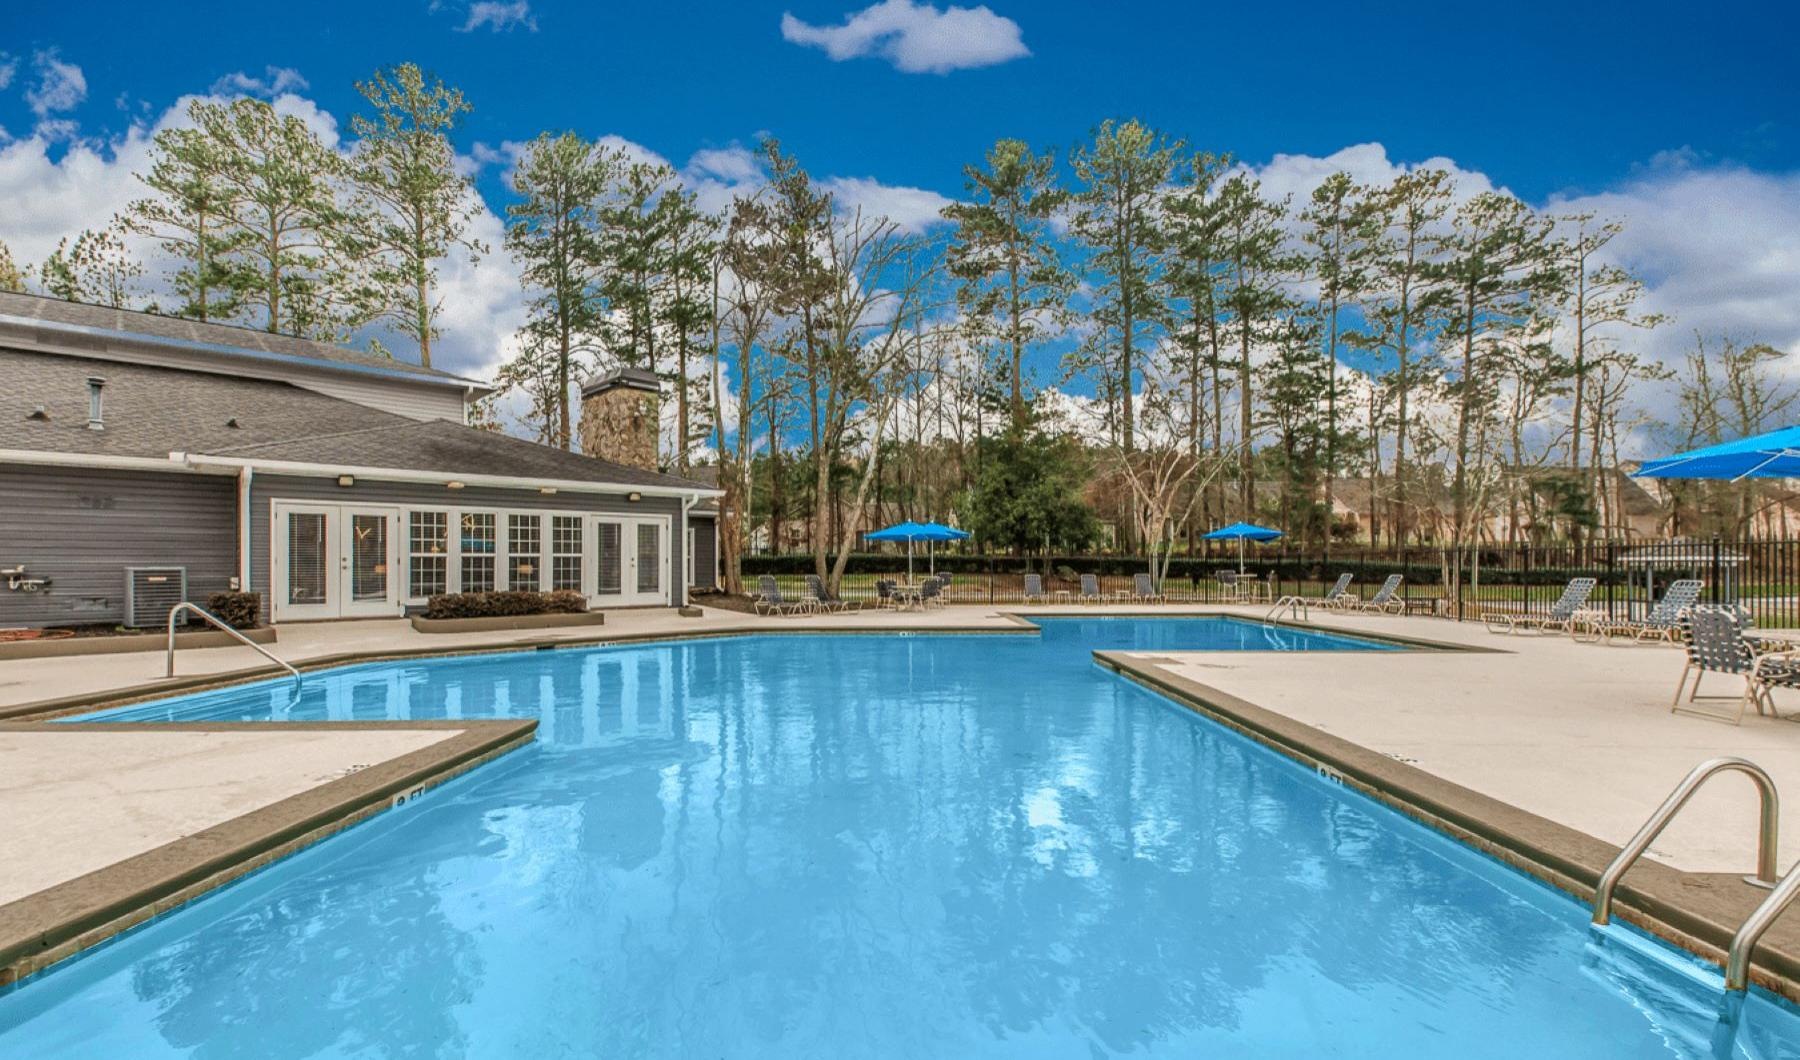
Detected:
left=4, top=616, right=1798, bottom=1056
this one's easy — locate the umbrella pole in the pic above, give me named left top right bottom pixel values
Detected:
left=1238, top=536, right=1245, bottom=576
left=908, top=540, right=914, bottom=581
left=929, top=540, right=935, bottom=575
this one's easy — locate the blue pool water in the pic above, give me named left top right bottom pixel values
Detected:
left=4, top=616, right=1799, bottom=1057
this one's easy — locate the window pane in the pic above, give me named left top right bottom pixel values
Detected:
left=461, top=512, right=496, bottom=593
left=552, top=516, right=583, bottom=592
left=596, top=521, right=621, bottom=594
left=636, top=522, right=659, bottom=593
left=509, top=514, right=541, bottom=591
left=288, top=512, right=327, bottom=605
left=409, top=511, right=448, bottom=598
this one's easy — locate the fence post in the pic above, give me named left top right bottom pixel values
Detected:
left=1711, top=535, right=1722, bottom=607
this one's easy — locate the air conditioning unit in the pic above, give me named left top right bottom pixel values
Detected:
left=124, top=566, right=188, bottom=628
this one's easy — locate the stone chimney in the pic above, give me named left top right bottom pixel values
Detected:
left=579, top=367, right=661, bottom=470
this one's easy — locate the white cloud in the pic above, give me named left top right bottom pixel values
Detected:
left=459, top=0, right=537, bottom=33
left=820, top=175, right=951, bottom=233
left=781, top=0, right=1029, bottom=74
left=25, top=49, right=86, bottom=118
left=209, top=66, right=310, bottom=99
left=0, top=54, right=17, bottom=92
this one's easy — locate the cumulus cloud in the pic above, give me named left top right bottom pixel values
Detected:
left=820, top=175, right=951, bottom=233
left=25, top=49, right=86, bottom=118
left=459, top=0, right=537, bottom=33
left=781, top=0, right=1029, bottom=74
left=0, top=54, right=17, bottom=92
left=209, top=66, right=310, bottom=99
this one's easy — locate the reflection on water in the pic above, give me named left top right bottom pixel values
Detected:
left=5, top=618, right=1799, bottom=1057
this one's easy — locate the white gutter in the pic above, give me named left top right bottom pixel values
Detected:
left=680, top=494, right=698, bottom=607
left=0, top=449, right=234, bottom=475
left=172, top=452, right=724, bottom=501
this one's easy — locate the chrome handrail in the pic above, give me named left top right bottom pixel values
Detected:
left=1592, top=757, right=1779, bottom=927
left=166, top=602, right=302, bottom=691
left=1726, top=858, right=1800, bottom=991
left=1266, top=596, right=1309, bottom=623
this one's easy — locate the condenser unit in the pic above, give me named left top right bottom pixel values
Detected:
left=124, top=566, right=188, bottom=628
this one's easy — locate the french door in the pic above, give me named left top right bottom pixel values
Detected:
left=271, top=502, right=399, bottom=621
left=590, top=514, right=670, bottom=606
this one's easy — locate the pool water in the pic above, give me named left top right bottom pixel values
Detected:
left=4, top=617, right=1799, bottom=1057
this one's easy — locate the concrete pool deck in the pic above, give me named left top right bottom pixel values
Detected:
left=7, top=603, right=1800, bottom=993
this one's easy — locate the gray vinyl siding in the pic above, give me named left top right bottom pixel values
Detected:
left=689, top=514, right=718, bottom=589
left=249, top=474, right=690, bottom=618
left=0, top=465, right=237, bottom=627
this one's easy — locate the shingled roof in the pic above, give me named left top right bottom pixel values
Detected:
left=3, top=348, right=714, bottom=494
left=0, top=290, right=482, bottom=390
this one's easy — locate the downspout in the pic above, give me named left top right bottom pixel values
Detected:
left=680, top=494, right=697, bottom=608
left=238, top=465, right=254, bottom=593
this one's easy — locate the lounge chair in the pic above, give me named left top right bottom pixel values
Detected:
left=754, top=575, right=811, bottom=616
left=805, top=574, right=861, bottom=613
left=1132, top=573, right=1166, bottom=604
left=1022, top=573, right=1047, bottom=604
left=1356, top=574, right=1406, bottom=614
left=1672, top=605, right=1800, bottom=724
left=1311, top=572, right=1354, bottom=609
left=1482, top=577, right=1596, bottom=634
left=1581, top=579, right=1703, bottom=644
left=1079, top=573, right=1102, bottom=605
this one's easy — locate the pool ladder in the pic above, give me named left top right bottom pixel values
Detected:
left=166, top=601, right=303, bottom=693
left=1590, top=756, right=1800, bottom=993
left=1266, top=596, right=1310, bottom=623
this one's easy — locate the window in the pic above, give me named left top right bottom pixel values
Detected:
left=552, top=516, right=583, bottom=592
left=408, top=511, right=449, bottom=598
left=461, top=512, right=496, bottom=593
left=288, top=511, right=328, bottom=605
left=596, top=521, right=621, bottom=594
left=509, top=514, right=541, bottom=591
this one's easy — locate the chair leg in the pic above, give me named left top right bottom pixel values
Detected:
left=1671, top=663, right=1692, bottom=712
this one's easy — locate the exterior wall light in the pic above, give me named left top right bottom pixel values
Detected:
left=446, top=481, right=466, bottom=490
left=337, top=474, right=355, bottom=487
left=627, top=491, right=642, bottom=502
left=539, top=486, right=558, bottom=495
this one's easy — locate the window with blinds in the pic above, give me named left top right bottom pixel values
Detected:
left=596, top=521, right=622, bottom=594
left=409, top=511, right=449, bottom=598
left=461, top=512, right=497, bottom=593
left=509, top=514, right=541, bottom=591
left=552, top=516, right=583, bottom=592
left=288, top=511, right=328, bottom=605
left=636, top=522, right=660, bottom=593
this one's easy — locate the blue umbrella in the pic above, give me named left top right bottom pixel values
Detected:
left=1635, top=426, right=1800, bottom=481
left=1203, top=521, right=1285, bottom=575
left=865, top=521, right=971, bottom=578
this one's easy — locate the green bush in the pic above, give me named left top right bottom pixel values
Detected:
left=205, top=591, right=262, bottom=630
left=424, top=590, right=588, bottom=619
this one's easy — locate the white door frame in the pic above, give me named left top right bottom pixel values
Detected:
left=270, top=500, right=400, bottom=621
left=589, top=513, right=671, bottom=607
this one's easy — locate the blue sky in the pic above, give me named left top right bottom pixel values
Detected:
left=6, top=0, right=1795, bottom=204
left=2, top=0, right=1799, bottom=426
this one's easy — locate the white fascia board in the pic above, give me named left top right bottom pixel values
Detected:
left=172, top=452, right=725, bottom=500
left=0, top=448, right=232, bottom=475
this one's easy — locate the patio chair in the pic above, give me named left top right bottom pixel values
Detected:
left=1079, top=573, right=1102, bottom=605
left=1311, top=573, right=1354, bottom=609
left=754, top=575, right=811, bottom=616
left=805, top=574, right=861, bottom=613
left=1583, top=579, right=1704, bottom=644
left=1482, top=577, right=1596, bottom=635
left=874, top=579, right=895, bottom=608
left=1356, top=574, right=1406, bottom=614
left=1022, top=573, right=1046, bottom=604
left=1132, top=573, right=1166, bottom=604
left=918, top=576, right=945, bottom=609
left=1672, top=605, right=1800, bottom=725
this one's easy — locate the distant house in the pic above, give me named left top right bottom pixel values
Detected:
left=0, top=292, right=718, bottom=628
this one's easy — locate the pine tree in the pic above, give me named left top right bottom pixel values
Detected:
left=122, top=123, right=246, bottom=322
left=39, top=228, right=144, bottom=308
left=941, top=139, right=1071, bottom=433
left=596, top=161, right=676, bottom=376
left=1213, top=173, right=1290, bottom=519
left=1068, top=119, right=1181, bottom=452
left=505, top=132, right=614, bottom=449
left=658, top=186, right=718, bottom=472
left=350, top=63, right=485, bottom=367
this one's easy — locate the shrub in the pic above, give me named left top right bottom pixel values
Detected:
left=205, top=591, right=262, bottom=630
left=423, top=589, right=589, bottom=620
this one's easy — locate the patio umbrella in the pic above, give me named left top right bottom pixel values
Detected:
left=1202, top=521, right=1285, bottom=575
left=1635, top=425, right=1800, bottom=481
left=865, top=521, right=970, bottom=579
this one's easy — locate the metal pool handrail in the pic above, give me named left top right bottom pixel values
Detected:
left=1591, top=757, right=1779, bottom=927
left=1726, top=858, right=1800, bottom=992
left=166, top=602, right=302, bottom=691
left=1266, top=596, right=1309, bottom=623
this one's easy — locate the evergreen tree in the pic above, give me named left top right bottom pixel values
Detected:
left=122, top=122, right=246, bottom=322
left=39, top=228, right=144, bottom=308
left=1212, top=173, right=1290, bottom=519
left=0, top=240, right=25, bottom=292
left=350, top=62, right=485, bottom=367
left=941, top=139, right=1071, bottom=432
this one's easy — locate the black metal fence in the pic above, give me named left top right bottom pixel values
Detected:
left=740, top=537, right=1800, bottom=627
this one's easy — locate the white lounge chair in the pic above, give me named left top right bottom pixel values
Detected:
left=1356, top=574, right=1406, bottom=614
left=1483, top=577, right=1596, bottom=635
